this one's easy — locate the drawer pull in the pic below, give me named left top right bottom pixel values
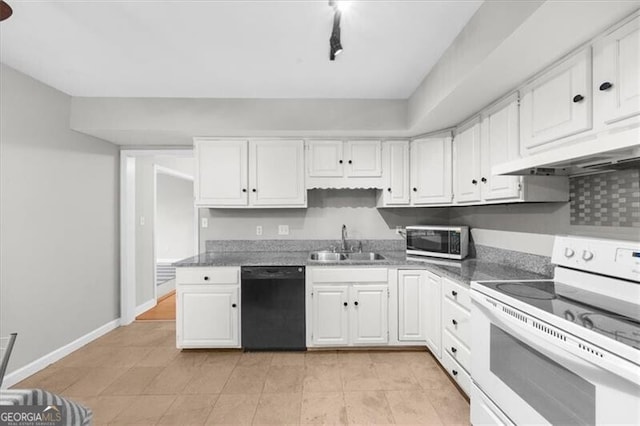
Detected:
left=452, top=319, right=458, bottom=326
left=451, top=290, right=457, bottom=297
left=232, top=303, right=237, bottom=308
left=354, top=301, right=359, bottom=306
left=451, top=347, right=457, bottom=353
left=452, top=369, right=458, bottom=376
left=204, top=276, right=209, bottom=281
left=343, top=302, right=348, bottom=307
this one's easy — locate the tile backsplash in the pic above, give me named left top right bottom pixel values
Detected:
left=570, top=169, right=640, bottom=227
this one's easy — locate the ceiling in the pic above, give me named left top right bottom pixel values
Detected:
left=0, top=0, right=482, bottom=99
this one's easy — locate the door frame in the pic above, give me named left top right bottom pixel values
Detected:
left=153, top=164, right=196, bottom=301
left=119, top=149, right=194, bottom=326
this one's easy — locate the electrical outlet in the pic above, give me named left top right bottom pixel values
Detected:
left=395, top=226, right=403, bottom=235
left=278, top=225, right=289, bottom=235
left=201, top=218, right=208, bottom=228
left=140, top=216, right=145, bottom=226
left=256, top=225, right=263, bottom=236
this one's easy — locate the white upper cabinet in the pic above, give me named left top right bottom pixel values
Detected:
left=380, top=141, right=410, bottom=206
left=195, top=138, right=306, bottom=208
left=307, top=140, right=344, bottom=177
left=195, top=140, right=248, bottom=206
left=306, top=140, right=384, bottom=189
left=410, top=136, right=453, bottom=205
left=480, top=97, right=522, bottom=201
left=520, top=48, right=592, bottom=154
left=593, top=14, right=640, bottom=127
left=345, top=140, right=382, bottom=177
left=250, top=140, right=306, bottom=206
left=454, top=119, right=482, bottom=204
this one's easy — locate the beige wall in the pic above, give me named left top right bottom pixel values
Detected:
left=0, top=64, right=120, bottom=375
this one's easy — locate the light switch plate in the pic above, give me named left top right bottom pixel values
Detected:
left=201, top=218, right=208, bottom=228
left=278, top=225, right=289, bottom=235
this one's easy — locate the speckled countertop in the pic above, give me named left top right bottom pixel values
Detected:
left=174, top=250, right=550, bottom=286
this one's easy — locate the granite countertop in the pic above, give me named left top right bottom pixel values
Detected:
left=174, top=250, right=550, bottom=286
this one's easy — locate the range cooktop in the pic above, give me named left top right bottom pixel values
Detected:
left=475, top=279, right=640, bottom=352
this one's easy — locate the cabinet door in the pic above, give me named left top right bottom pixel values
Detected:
left=454, top=121, right=482, bottom=203
left=195, top=140, right=248, bottom=206
left=345, top=140, right=382, bottom=177
left=520, top=48, right=592, bottom=153
left=410, top=137, right=453, bottom=205
left=398, top=270, right=426, bottom=342
left=307, top=140, right=344, bottom=177
left=480, top=98, right=522, bottom=201
left=594, top=15, right=640, bottom=126
left=424, top=271, right=442, bottom=359
left=312, top=285, right=349, bottom=346
left=177, top=285, right=239, bottom=348
left=350, top=284, right=388, bottom=345
left=250, top=140, right=306, bottom=206
left=382, top=141, right=410, bottom=205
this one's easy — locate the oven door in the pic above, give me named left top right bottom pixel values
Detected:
left=406, top=229, right=450, bottom=257
left=471, top=292, right=640, bottom=426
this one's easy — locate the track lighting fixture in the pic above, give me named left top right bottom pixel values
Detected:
left=0, top=1, right=13, bottom=22
left=328, top=1, right=345, bottom=61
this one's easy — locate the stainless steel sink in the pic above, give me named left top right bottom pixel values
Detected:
left=308, top=251, right=385, bottom=262
left=308, top=251, right=347, bottom=261
left=347, top=252, right=386, bottom=261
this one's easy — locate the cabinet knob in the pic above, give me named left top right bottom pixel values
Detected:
left=451, top=290, right=457, bottom=297
left=412, top=187, right=417, bottom=192
left=348, top=160, right=353, bottom=164
left=481, top=177, right=487, bottom=183
left=572, top=94, right=584, bottom=103
left=387, top=188, right=391, bottom=192
left=204, top=276, right=209, bottom=281
left=471, top=179, right=478, bottom=185
left=339, top=160, right=343, bottom=164
left=252, top=189, right=257, bottom=193
left=452, top=319, right=458, bottom=326
left=451, top=347, right=457, bottom=353
left=452, top=369, right=458, bottom=376
left=232, top=303, right=237, bottom=308
left=242, top=188, right=247, bottom=193
left=343, top=302, right=348, bottom=307
left=599, top=82, right=613, bottom=91
left=354, top=301, right=359, bottom=306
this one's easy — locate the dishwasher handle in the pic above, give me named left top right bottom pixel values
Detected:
left=241, top=266, right=305, bottom=280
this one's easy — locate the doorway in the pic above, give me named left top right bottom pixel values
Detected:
left=120, top=149, right=197, bottom=325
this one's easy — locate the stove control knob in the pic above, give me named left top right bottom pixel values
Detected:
left=564, top=310, right=575, bottom=322
left=582, top=316, right=594, bottom=329
left=582, top=250, right=594, bottom=261
left=564, top=248, right=575, bottom=258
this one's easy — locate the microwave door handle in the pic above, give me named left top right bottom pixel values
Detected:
left=476, top=300, right=639, bottom=386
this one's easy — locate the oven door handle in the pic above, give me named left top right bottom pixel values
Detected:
left=476, top=298, right=640, bottom=387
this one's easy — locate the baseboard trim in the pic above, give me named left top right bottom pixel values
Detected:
left=135, top=299, right=157, bottom=316
left=2, top=318, right=120, bottom=389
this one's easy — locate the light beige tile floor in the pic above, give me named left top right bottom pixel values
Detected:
left=12, top=321, right=469, bottom=425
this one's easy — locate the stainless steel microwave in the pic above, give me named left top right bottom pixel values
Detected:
left=406, top=226, right=469, bottom=260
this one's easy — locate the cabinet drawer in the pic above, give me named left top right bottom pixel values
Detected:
left=443, top=329, right=470, bottom=373
left=441, top=351, right=470, bottom=396
left=443, top=278, right=470, bottom=310
left=310, top=267, right=388, bottom=283
left=176, top=267, right=240, bottom=285
left=443, top=298, right=470, bottom=347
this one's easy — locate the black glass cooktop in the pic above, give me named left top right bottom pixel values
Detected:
left=477, top=280, right=640, bottom=351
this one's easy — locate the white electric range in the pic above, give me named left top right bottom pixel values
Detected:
left=470, top=235, right=640, bottom=425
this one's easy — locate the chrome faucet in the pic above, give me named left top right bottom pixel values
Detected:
left=341, top=224, right=348, bottom=252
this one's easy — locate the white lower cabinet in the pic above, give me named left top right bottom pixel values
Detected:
left=440, top=277, right=471, bottom=396
left=308, top=267, right=389, bottom=347
left=176, top=267, right=241, bottom=348
left=397, top=270, right=427, bottom=342
left=424, top=271, right=442, bottom=359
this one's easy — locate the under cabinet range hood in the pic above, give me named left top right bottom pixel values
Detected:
left=493, top=127, right=640, bottom=176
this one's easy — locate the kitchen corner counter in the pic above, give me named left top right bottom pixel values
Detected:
left=174, top=250, right=550, bottom=287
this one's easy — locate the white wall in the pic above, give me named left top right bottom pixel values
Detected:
left=0, top=64, right=120, bottom=375
left=156, top=173, right=195, bottom=261
left=199, top=189, right=449, bottom=250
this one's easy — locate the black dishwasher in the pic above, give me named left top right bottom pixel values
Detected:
left=241, top=266, right=306, bottom=351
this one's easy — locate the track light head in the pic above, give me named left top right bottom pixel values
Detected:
left=329, top=6, right=342, bottom=61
